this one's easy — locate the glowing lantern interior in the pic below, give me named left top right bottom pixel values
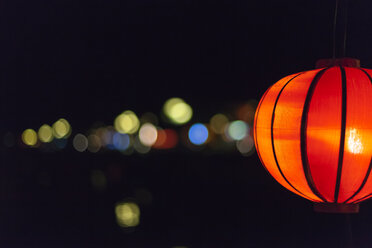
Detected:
left=254, top=63, right=372, bottom=207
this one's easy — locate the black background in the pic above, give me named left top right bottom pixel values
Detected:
left=1, top=0, right=372, bottom=247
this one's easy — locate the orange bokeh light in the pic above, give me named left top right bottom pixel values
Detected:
left=153, top=129, right=178, bottom=149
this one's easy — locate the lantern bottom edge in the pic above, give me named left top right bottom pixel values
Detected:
left=313, top=203, right=359, bottom=214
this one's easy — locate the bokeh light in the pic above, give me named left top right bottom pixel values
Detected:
left=163, top=98, right=193, bottom=125
left=22, top=129, right=38, bottom=146
left=188, top=123, right=209, bottom=145
left=15, top=98, right=258, bottom=156
left=153, top=129, right=166, bottom=148
left=73, top=134, right=88, bottom=152
left=115, top=201, right=140, bottom=228
left=87, top=134, right=101, bottom=153
left=226, top=120, right=248, bottom=141
left=236, top=135, right=255, bottom=156
left=236, top=101, right=257, bottom=124
left=139, top=123, right=158, bottom=147
left=153, top=129, right=178, bottom=149
left=114, top=110, right=140, bottom=134
left=113, top=132, right=130, bottom=151
left=52, top=118, right=71, bottom=139
left=210, top=113, right=229, bottom=134
left=134, top=136, right=151, bottom=154
left=38, top=124, right=53, bottom=143
left=100, top=127, right=115, bottom=149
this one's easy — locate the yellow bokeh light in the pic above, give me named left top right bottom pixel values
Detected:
left=210, top=113, right=229, bottom=134
left=114, top=110, right=140, bottom=134
left=348, top=128, right=363, bottom=154
left=52, top=118, right=71, bottom=139
left=38, top=124, right=53, bottom=143
left=139, top=123, right=158, bottom=147
left=163, top=98, right=193, bottom=125
left=22, top=129, right=38, bottom=146
left=115, top=202, right=140, bottom=228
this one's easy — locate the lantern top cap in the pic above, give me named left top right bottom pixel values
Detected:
left=315, top=58, right=360, bottom=68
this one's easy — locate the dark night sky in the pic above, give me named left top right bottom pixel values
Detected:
left=2, top=0, right=372, bottom=130
left=1, top=0, right=372, bottom=247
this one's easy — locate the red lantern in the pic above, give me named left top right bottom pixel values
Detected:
left=254, top=58, right=372, bottom=213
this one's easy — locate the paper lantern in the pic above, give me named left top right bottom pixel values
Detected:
left=254, top=58, right=372, bottom=213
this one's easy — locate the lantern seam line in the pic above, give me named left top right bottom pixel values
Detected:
left=334, top=66, right=347, bottom=203
left=270, top=72, right=316, bottom=201
left=300, top=67, right=330, bottom=203
left=346, top=158, right=372, bottom=204
left=352, top=192, right=372, bottom=204
left=344, top=68, right=372, bottom=203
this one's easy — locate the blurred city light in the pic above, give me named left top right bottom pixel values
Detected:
left=153, top=129, right=178, bottom=149
left=133, top=136, right=151, bottom=154
left=87, top=134, right=101, bottom=153
left=100, top=127, right=115, bottom=149
left=188, top=123, right=209, bottom=145
left=153, top=129, right=166, bottom=148
left=236, top=135, right=255, bottom=156
left=113, top=132, right=130, bottom=151
left=114, top=110, right=140, bottom=134
left=15, top=98, right=259, bottom=156
left=91, top=169, right=107, bottom=191
left=210, top=113, right=229, bottom=134
left=163, top=98, right=193, bottom=125
left=226, top=120, right=248, bottom=141
left=22, top=129, right=38, bottom=146
left=73, top=133, right=88, bottom=152
left=38, top=124, right=53, bottom=143
left=52, top=118, right=71, bottom=139
left=115, top=201, right=140, bottom=228
left=236, top=101, right=257, bottom=123
left=139, top=123, right=158, bottom=147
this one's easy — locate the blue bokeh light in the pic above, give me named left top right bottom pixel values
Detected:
left=113, top=133, right=130, bottom=151
left=188, top=123, right=209, bottom=145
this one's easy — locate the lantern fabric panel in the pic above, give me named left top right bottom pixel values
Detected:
left=254, top=65, right=372, bottom=205
left=273, top=69, right=324, bottom=202
left=341, top=68, right=372, bottom=203
left=306, top=67, right=342, bottom=202
left=338, top=68, right=372, bottom=203
left=254, top=74, right=311, bottom=199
